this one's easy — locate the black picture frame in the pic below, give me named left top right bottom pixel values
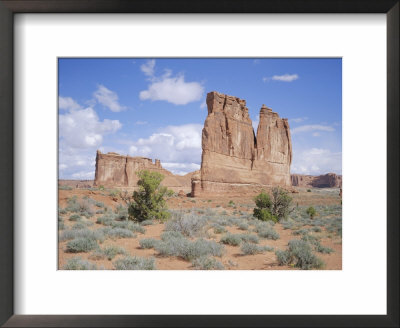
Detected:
left=0, top=0, right=398, bottom=327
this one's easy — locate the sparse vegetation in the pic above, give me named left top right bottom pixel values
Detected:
left=220, top=233, right=242, bottom=246
left=275, top=239, right=325, bottom=270
left=139, top=238, right=160, bottom=249
left=63, top=257, right=98, bottom=270
left=113, top=256, right=156, bottom=270
left=241, top=243, right=273, bottom=255
left=165, top=211, right=208, bottom=237
left=191, top=256, right=224, bottom=270
left=66, top=237, right=99, bottom=253
left=128, top=170, right=173, bottom=222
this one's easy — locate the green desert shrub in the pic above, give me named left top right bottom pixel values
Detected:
left=128, top=170, right=173, bottom=222
left=113, top=256, right=156, bottom=270
left=275, top=240, right=325, bottom=270
left=66, top=237, right=99, bottom=253
left=65, top=196, right=94, bottom=217
left=241, top=243, right=274, bottom=255
left=191, top=256, right=224, bottom=270
left=63, top=257, right=98, bottom=270
left=237, top=221, right=249, bottom=231
left=306, top=206, right=317, bottom=219
left=59, top=185, right=73, bottom=190
left=253, top=191, right=277, bottom=223
left=139, top=238, right=160, bottom=249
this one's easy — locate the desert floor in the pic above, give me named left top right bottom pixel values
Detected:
left=58, top=186, right=342, bottom=270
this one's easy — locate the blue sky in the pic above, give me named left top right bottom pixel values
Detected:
left=58, top=58, right=342, bottom=179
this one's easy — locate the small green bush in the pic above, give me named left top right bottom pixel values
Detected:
left=213, top=224, right=227, bottom=234
left=306, top=206, right=317, bottom=219
left=105, top=228, right=135, bottom=239
left=128, top=170, right=173, bottom=222
left=113, top=256, right=156, bottom=270
left=165, top=212, right=208, bottom=237
left=66, top=237, right=99, bottom=253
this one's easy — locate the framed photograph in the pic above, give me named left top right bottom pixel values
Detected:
left=0, top=0, right=398, bottom=327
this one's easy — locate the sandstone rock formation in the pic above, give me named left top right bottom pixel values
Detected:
left=291, top=173, right=342, bottom=188
left=94, top=151, right=192, bottom=192
left=192, top=91, right=292, bottom=197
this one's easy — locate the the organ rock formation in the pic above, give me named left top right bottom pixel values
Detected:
left=291, top=173, right=342, bottom=188
left=93, top=151, right=192, bottom=192
left=192, top=91, right=292, bottom=196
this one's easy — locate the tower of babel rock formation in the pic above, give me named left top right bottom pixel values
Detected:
left=191, top=91, right=292, bottom=197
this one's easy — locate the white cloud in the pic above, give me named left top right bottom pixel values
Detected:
left=59, top=96, right=81, bottom=111
left=139, top=60, right=204, bottom=105
left=60, top=107, right=121, bottom=149
left=312, top=132, right=321, bottom=137
left=128, top=124, right=203, bottom=174
left=290, top=117, right=308, bottom=123
left=291, top=148, right=342, bottom=175
left=263, top=74, right=299, bottom=82
left=200, top=101, right=207, bottom=110
left=59, top=98, right=122, bottom=179
left=93, top=84, right=127, bottom=112
left=140, top=59, right=155, bottom=77
left=291, top=124, right=335, bottom=134
left=162, top=162, right=201, bottom=176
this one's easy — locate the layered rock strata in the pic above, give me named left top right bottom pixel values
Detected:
left=291, top=173, right=342, bottom=188
left=94, top=151, right=192, bottom=192
left=192, top=91, right=292, bottom=197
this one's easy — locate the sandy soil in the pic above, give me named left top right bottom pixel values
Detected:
left=58, top=187, right=342, bottom=270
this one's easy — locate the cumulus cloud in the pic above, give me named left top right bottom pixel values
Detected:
left=60, top=107, right=121, bottom=148
left=93, top=84, right=127, bottom=112
left=128, top=124, right=203, bottom=175
left=139, top=60, right=204, bottom=105
left=263, top=74, right=299, bottom=82
left=291, top=148, right=342, bottom=175
left=59, top=98, right=122, bottom=179
left=59, top=96, right=81, bottom=111
left=291, top=124, right=335, bottom=134
left=140, top=59, right=156, bottom=77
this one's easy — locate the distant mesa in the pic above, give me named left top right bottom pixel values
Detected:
left=291, top=173, right=342, bottom=188
left=93, top=150, right=193, bottom=192
left=191, top=91, right=292, bottom=196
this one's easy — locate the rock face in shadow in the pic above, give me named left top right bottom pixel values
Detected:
left=94, top=151, right=192, bottom=192
left=192, top=91, right=292, bottom=197
left=291, top=173, right=342, bottom=188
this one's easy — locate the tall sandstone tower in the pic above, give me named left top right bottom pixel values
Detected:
left=191, top=91, right=292, bottom=196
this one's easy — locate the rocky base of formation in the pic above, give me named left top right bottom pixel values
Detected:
left=291, top=173, right=342, bottom=188
left=191, top=91, right=292, bottom=197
